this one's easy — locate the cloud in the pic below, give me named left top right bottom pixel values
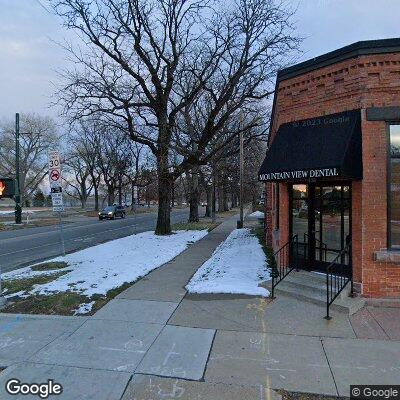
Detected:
left=1, top=0, right=400, bottom=119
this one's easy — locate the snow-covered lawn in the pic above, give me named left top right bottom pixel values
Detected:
left=186, top=228, right=270, bottom=297
left=0, top=209, right=40, bottom=215
left=3, top=230, right=208, bottom=298
left=248, top=210, right=264, bottom=218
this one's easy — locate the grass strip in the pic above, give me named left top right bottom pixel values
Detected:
left=172, top=221, right=220, bottom=232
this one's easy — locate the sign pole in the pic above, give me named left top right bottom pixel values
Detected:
left=237, top=113, right=244, bottom=229
left=239, top=129, right=244, bottom=228
left=0, top=178, right=16, bottom=308
left=48, top=150, right=65, bottom=258
left=212, top=164, right=216, bottom=223
left=58, top=211, right=66, bottom=257
left=15, top=113, right=22, bottom=224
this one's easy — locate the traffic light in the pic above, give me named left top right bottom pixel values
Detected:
left=0, top=178, right=15, bottom=198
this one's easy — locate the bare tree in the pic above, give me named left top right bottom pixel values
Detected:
left=63, top=120, right=104, bottom=210
left=76, top=120, right=104, bottom=210
left=96, top=129, right=132, bottom=206
left=63, top=151, right=93, bottom=209
left=53, top=0, right=299, bottom=233
left=0, top=113, right=59, bottom=205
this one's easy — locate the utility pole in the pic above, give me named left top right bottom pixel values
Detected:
left=212, top=164, right=216, bottom=223
left=238, top=117, right=244, bottom=228
left=15, top=113, right=22, bottom=224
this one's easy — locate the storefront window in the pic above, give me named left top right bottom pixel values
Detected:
left=389, top=124, right=400, bottom=248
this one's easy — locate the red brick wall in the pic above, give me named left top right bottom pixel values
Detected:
left=266, top=52, right=400, bottom=298
left=352, top=181, right=362, bottom=285
left=265, top=182, right=273, bottom=246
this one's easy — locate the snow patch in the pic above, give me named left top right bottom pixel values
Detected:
left=73, top=301, right=95, bottom=315
left=0, top=210, right=38, bottom=215
left=186, top=228, right=270, bottom=297
left=2, top=266, right=70, bottom=281
left=3, top=230, right=208, bottom=297
left=248, top=211, right=264, bottom=218
left=4, top=290, right=30, bottom=299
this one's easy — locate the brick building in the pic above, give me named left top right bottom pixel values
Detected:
left=259, top=38, right=400, bottom=300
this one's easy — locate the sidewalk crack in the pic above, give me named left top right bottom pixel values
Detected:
left=366, top=307, right=391, bottom=340
left=320, top=338, right=339, bottom=396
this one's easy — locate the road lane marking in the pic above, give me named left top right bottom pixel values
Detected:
left=0, top=210, right=188, bottom=243
left=0, top=214, right=156, bottom=242
left=0, top=212, right=188, bottom=257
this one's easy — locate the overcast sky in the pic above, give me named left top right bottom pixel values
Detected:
left=1, top=0, right=400, bottom=120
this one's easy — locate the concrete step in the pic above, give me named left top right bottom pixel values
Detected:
left=264, top=270, right=364, bottom=315
left=284, top=271, right=351, bottom=300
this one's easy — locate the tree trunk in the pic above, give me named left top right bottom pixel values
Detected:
left=230, top=192, right=235, bottom=208
left=171, top=179, right=175, bottom=208
left=118, top=176, right=122, bottom=206
left=156, top=177, right=172, bottom=234
left=188, top=170, right=199, bottom=223
left=107, top=187, right=115, bottom=205
left=217, top=180, right=224, bottom=212
left=80, top=181, right=87, bottom=209
left=223, top=184, right=229, bottom=211
left=155, top=150, right=172, bottom=235
left=131, top=182, right=135, bottom=211
left=212, top=171, right=216, bottom=221
left=94, top=184, right=99, bottom=211
left=89, top=172, right=99, bottom=211
left=205, top=187, right=212, bottom=217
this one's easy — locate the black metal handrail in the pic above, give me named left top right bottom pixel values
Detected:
left=303, top=232, right=328, bottom=262
left=325, top=244, right=353, bottom=320
left=270, top=235, right=298, bottom=299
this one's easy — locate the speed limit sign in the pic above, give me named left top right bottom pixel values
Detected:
left=48, top=151, right=61, bottom=169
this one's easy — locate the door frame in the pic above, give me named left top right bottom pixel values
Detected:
left=289, top=182, right=352, bottom=272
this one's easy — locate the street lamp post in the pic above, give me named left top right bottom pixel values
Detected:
left=212, top=163, right=216, bottom=223
left=15, top=113, right=22, bottom=224
left=237, top=114, right=244, bottom=229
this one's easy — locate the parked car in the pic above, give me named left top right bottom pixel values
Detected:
left=98, top=205, right=126, bottom=220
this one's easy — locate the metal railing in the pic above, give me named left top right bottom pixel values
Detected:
left=270, top=235, right=299, bottom=299
left=303, top=232, right=328, bottom=262
left=325, top=244, right=353, bottom=320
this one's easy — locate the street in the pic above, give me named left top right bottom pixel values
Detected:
left=0, top=208, right=189, bottom=273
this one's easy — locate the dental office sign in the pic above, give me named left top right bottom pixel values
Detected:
left=259, top=167, right=339, bottom=182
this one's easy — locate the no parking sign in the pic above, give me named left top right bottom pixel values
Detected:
left=48, top=150, right=65, bottom=256
left=48, top=151, right=64, bottom=212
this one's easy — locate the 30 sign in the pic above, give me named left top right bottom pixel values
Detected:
left=0, top=178, right=15, bottom=198
left=48, top=151, right=61, bottom=169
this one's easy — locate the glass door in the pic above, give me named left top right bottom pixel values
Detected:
left=312, top=185, right=351, bottom=271
left=290, top=184, right=309, bottom=269
left=290, top=183, right=351, bottom=272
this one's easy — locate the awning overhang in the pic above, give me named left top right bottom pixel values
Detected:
left=258, top=110, right=362, bottom=182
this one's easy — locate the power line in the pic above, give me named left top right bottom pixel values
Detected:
left=34, top=0, right=51, bottom=14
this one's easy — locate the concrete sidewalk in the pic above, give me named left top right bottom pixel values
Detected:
left=1, top=216, right=400, bottom=399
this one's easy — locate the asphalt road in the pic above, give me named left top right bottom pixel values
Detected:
left=0, top=208, right=189, bottom=273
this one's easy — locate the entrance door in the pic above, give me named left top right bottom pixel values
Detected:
left=290, top=184, right=309, bottom=269
left=290, top=183, right=351, bottom=272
